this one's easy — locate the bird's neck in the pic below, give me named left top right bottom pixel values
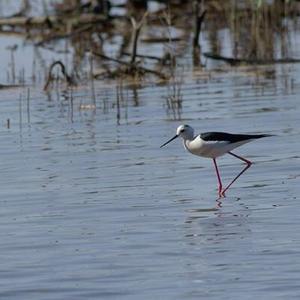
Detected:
left=183, top=138, right=192, bottom=147
left=183, top=135, right=194, bottom=142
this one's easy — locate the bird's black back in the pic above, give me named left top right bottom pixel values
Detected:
left=200, top=132, right=271, bottom=143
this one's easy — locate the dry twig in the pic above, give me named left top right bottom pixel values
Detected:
left=44, top=60, right=75, bottom=91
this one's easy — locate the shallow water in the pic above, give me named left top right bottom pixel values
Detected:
left=0, top=61, right=299, bottom=300
left=0, top=1, right=300, bottom=298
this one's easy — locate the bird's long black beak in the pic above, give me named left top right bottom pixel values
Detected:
left=160, top=134, right=178, bottom=148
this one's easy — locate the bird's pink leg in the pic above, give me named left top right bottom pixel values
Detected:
left=213, top=158, right=224, bottom=197
left=221, top=152, right=252, bottom=196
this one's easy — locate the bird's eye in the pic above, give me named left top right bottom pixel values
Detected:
left=181, top=129, right=185, bottom=132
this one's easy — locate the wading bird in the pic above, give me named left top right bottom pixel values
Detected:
left=160, top=124, right=272, bottom=197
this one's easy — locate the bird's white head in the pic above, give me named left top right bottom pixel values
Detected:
left=160, top=124, right=194, bottom=148
left=176, top=124, right=194, bottom=140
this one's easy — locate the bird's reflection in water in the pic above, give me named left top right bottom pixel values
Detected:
left=184, top=198, right=251, bottom=244
left=182, top=198, right=252, bottom=295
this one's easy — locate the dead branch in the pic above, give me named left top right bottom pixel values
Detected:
left=130, top=12, right=148, bottom=65
left=92, top=51, right=168, bottom=79
left=121, top=52, right=162, bottom=61
left=193, top=0, right=206, bottom=48
left=44, top=60, right=75, bottom=91
left=35, top=24, right=93, bottom=46
left=0, top=83, right=24, bottom=89
left=204, top=52, right=300, bottom=65
left=141, top=37, right=182, bottom=43
left=0, top=14, right=106, bottom=28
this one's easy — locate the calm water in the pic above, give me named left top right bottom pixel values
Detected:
left=0, top=62, right=299, bottom=299
left=0, top=2, right=300, bottom=298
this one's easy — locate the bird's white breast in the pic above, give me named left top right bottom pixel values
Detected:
left=184, top=136, right=250, bottom=158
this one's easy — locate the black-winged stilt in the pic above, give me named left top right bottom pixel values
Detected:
left=160, top=124, right=272, bottom=197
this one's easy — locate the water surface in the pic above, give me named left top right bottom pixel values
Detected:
left=0, top=62, right=299, bottom=299
left=0, top=2, right=299, bottom=298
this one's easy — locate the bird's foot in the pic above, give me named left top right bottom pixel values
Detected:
left=218, top=190, right=226, bottom=198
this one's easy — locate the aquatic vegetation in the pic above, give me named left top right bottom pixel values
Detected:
left=0, top=0, right=298, bottom=88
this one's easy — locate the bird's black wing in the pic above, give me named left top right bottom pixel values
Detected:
left=200, top=132, right=270, bottom=143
